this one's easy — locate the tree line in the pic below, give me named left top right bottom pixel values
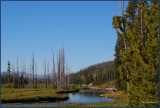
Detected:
left=113, top=1, right=159, bottom=107
left=1, top=47, right=71, bottom=90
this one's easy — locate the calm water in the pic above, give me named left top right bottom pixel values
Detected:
left=1, top=89, right=114, bottom=107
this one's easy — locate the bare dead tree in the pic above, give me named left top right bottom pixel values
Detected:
left=41, top=68, right=44, bottom=89
left=57, top=50, right=61, bottom=90
left=59, top=50, right=61, bottom=89
left=56, top=47, right=67, bottom=90
left=24, top=59, right=26, bottom=82
left=22, top=61, right=24, bottom=87
left=44, top=59, right=47, bottom=88
left=62, top=47, right=65, bottom=89
left=47, top=61, right=50, bottom=88
left=32, top=53, right=35, bottom=89
left=12, top=63, right=15, bottom=88
left=17, top=57, right=20, bottom=89
left=66, top=63, right=69, bottom=89
left=22, top=62, right=24, bottom=88
left=57, top=52, right=59, bottom=89
left=52, top=49, right=56, bottom=89
left=27, top=66, right=29, bottom=88
left=36, top=64, right=39, bottom=89
left=29, top=65, right=32, bottom=88
left=68, top=67, right=71, bottom=89
left=60, top=49, right=62, bottom=90
left=35, top=63, right=37, bottom=89
left=20, top=63, right=24, bottom=88
left=37, top=65, right=39, bottom=89
left=60, top=49, right=63, bottom=89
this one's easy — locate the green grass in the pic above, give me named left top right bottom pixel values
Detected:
left=1, top=84, right=84, bottom=104
left=1, top=87, right=69, bottom=103
left=1, top=84, right=82, bottom=104
left=19, top=99, right=127, bottom=107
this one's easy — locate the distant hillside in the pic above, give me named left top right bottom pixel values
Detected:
left=70, top=61, right=114, bottom=85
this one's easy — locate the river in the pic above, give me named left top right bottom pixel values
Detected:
left=1, top=88, right=114, bottom=107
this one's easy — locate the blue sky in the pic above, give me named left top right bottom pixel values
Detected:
left=1, top=1, right=123, bottom=74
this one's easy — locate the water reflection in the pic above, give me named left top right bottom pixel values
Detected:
left=78, top=89, right=106, bottom=97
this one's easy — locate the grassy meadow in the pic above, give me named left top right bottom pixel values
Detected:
left=1, top=84, right=83, bottom=104
left=1, top=88, right=68, bottom=104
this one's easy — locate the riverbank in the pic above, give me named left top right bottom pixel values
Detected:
left=80, top=82, right=127, bottom=99
left=88, top=86, right=127, bottom=99
left=20, top=99, right=127, bottom=107
left=100, top=91, right=127, bottom=99
left=56, top=89, right=79, bottom=93
left=80, top=81, right=116, bottom=90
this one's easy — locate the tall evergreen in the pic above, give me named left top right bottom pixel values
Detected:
left=113, top=1, right=159, bottom=107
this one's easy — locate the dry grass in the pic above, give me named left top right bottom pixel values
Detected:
left=96, top=81, right=115, bottom=88
left=104, top=91, right=127, bottom=99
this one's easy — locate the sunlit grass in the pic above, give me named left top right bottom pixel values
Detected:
left=1, top=84, right=71, bottom=103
